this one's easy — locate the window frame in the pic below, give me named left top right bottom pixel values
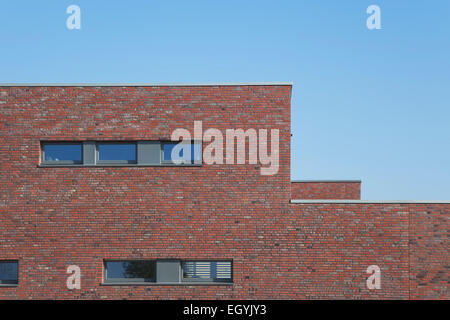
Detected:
left=41, top=141, right=83, bottom=165
left=39, top=140, right=203, bottom=167
left=101, top=259, right=233, bottom=285
left=0, top=260, right=19, bottom=286
left=95, top=141, right=138, bottom=165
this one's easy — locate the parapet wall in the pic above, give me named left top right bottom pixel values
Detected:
left=287, top=202, right=449, bottom=299
left=291, top=181, right=361, bottom=200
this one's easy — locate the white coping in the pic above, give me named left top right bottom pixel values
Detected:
left=0, top=82, right=293, bottom=87
left=290, top=200, right=450, bottom=204
left=291, top=180, right=361, bottom=183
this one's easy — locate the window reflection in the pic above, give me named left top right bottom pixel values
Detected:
left=98, top=143, right=136, bottom=162
left=43, top=143, right=82, bottom=162
left=105, top=261, right=156, bottom=282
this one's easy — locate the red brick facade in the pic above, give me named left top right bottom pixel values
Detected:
left=0, top=85, right=448, bottom=299
left=287, top=203, right=448, bottom=299
left=291, top=181, right=361, bottom=200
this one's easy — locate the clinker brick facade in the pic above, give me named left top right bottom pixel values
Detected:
left=291, top=180, right=361, bottom=200
left=0, top=84, right=448, bottom=299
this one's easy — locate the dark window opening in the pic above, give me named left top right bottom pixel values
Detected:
left=0, top=261, right=18, bottom=285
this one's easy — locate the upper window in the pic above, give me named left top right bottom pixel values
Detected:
left=162, top=141, right=202, bottom=164
left=104, top=260, right=156, bottom=283
left=40, top=140, right=202, bottom=166
left=0, top=261, right=18, bottom=285
left=97, top=142, right=137, bottom=164
left=182, top=261, right=232, bottom=283
left=41, top=142, right=82, bottom=164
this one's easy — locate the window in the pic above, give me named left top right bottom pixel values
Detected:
left=182, top=261, right=232, bottom=283
left=104, top=260, right=156, bottom=283
left=40, top=140, right=202, bottom=166
left=103, top=259, right=232, bottom=285
left=0, top=261, right=18, bottom=285
left=41, top=142, right=82, bottom=164
left=162, top=141, right=202, bottom=164
left=97, top=142, right=137, bottom=164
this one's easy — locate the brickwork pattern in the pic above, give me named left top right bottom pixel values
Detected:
left=0, top=85, right=448, bottom=299
left=287, top=203, right=449, bottom=299
left=291, top=181, right=361, bottom=200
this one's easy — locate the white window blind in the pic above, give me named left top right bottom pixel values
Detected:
left=183, top=261, right=232, bottom=280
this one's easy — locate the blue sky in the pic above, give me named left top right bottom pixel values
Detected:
left=0, top=1, right=449, bottom=200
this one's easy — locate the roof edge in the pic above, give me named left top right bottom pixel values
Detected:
left=0, top=82, right=293, bottom=87
left=290, top=199, right=450, bottom=204
left=291, top=180, right=361, bottom=183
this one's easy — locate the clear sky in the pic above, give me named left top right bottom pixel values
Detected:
left=0, top=1, right=449, bottom=200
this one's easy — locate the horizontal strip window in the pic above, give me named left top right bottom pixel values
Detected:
left=39, top=140, right=202, bottom=166
left=0, top=260, right=18, bottom=286
left=103, top=259, right=232, bottom=285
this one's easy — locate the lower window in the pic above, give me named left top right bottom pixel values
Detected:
left=182, top=261, right=232, bottom=283
left=103, top=259, right=232, bottom=284
left=0, top=261, right=18, bottom=285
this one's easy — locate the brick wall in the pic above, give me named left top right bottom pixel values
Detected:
left=0, top=85, right=448, bottom=300
left=0, top=85, right=292, bottom=299
left=291, top=181, right=361, bottom=200
left=287, top=203, right=449, bottom=299
left=409, top=204, right=449, bottom=299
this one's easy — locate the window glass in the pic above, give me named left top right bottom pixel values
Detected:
left=41, top=141, right=203, bottom=165
left=98, top=143, right=136, bottom=162
left=182, top=261, right=232, bottom=282
left=105, top=261, right=156, bottom=282
left=163, top=142, right=201, bottom=162
left=43, top=143, right=82, bottom=162
left=0, top=261, right=18, bottom=285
